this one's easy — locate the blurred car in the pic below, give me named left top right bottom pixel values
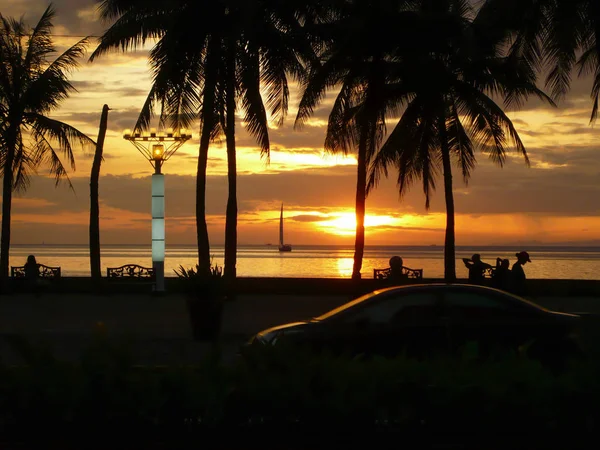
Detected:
left=247, top=284, right=582, bottom=362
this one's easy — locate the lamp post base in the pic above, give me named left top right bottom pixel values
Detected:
left=153, top=260, right=165, bottom=292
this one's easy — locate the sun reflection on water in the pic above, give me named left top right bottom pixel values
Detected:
left=335, top=256, right=354, bottom=278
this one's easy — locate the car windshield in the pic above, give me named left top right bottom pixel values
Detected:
left=314, top=290, right=383, bottom=321
left=501, top=291, right=549, bottom=312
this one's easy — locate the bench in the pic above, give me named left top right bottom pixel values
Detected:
left=374, top=266, right=423, bottom=280
left=106, top=264, right=155, bottom=292
left=107, top=264, right=155, bottom=280
left=11, top=264, right=61, bottom=279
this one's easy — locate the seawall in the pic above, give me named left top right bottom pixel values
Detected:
left=3, top=276, right=600, bottom=297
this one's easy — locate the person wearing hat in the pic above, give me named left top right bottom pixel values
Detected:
left=510, top=251, right=531, bottom=296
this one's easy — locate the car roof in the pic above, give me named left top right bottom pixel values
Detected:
left=377, top=283, right=498, bottom=293
left=378, top=283, right=548, bottom=309
left=315, top=283, right=547, bottom=321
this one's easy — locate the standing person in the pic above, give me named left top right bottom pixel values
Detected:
left=510, top=251, right=531, bottom=296
left=462, top=254, right=492, bottom=284
left=492, top=258, right=510, bottom=291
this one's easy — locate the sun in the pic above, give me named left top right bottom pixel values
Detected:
left=317, top=212, right=400, bottom=236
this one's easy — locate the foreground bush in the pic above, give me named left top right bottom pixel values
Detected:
left=0, top=333, right=599, bottom=448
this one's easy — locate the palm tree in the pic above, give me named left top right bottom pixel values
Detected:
left=90, top=0, right=214, bottom=272
left=478, top=0, right=600, bottom=117
left=368, top=0, right=553, bottom=281
left=91, top=0, right=313, bottom=282
left=295, top=0, right=416, bottom=280
left=0, top=5, right=94, bottom=281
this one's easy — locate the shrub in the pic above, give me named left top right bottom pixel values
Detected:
left=0, top=334, right=598, bottom=448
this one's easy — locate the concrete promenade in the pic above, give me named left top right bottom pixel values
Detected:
left=0, top=292, right=598, bottom=364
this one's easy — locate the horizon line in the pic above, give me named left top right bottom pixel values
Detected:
left=10, top=243, right=600, bottom=248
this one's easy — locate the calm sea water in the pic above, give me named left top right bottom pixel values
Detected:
left=8, top=244, right=600, bottom=279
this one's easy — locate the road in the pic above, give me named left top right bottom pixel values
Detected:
left=0, top=291, right=597, bottom=364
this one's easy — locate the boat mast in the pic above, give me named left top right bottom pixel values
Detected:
left=279, top=203, right=284, bottom=246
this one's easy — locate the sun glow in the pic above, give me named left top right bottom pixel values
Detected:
left=317, top=212, right=402, bottom=236
left=336, top=257, right=354, bottom=277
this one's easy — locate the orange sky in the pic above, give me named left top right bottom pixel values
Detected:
left=3, top=0, right=600, bottom=247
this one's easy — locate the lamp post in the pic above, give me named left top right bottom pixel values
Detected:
left=123, top=128, right=191, bottom=292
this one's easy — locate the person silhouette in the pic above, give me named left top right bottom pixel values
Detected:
left=388, top=256, right=408, bottom=283
left=510, top=251, right=531, bottom=296
left=492, top=257, right=510, bottom=291
left=24, top=255, right=39, bottom=279
left=24, top=254, right=41, bottom=295
left=462, top=254, right=492, bottom=284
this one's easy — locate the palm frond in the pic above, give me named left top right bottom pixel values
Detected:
left=295, top=52, right=347, bottom=129
left=455, top=83, right=529, bottom=167
left=30, top=131, right=73, bottom=190
left=25, top=38, right=88, bottom=114
left=447, top=100, right=475, bottom=184
left=238, top=48, right=270, bottom=158
left=369, top=97, right=439, bottom=209
left=28, top=113, right=95, bottom=171
left=23, top=5, right=55, bottom=68
left=12, top=139, right=39, bottom=193
left=543, top=0, right=586, bottom=100
left=90, top=0, right=175, bottom=61
left=323, top=82, right=359, bottom=155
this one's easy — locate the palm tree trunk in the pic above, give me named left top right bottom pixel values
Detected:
left=224, top=52, right=237, bottom=286
left=197, top=121, right=212, bottom=273
left=439, top=114, right=456, bottom=282
left=196, top=55, right=218, bottom=274
left=0, top=128, right=17, bottom=284
left=351, top=132, right=368, bottom=280
left=89, top=104, right=109, bottom=280
left=0, top=157, right=14, bottom=283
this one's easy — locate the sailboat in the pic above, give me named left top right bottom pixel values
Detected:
left=278, top=203, right=292, bottom=252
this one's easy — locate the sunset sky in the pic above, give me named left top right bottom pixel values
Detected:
left=3, top=0, right=600, bottom=247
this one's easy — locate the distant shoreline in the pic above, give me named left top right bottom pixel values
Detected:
left=10, top=243, right=600, bottom=251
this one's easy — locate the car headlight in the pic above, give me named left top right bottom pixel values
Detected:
left=255, top=328, right=302, bottom=345
left=257, top=330, right=282, bottom=345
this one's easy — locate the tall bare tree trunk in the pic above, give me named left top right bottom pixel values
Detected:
left=89, top=104, right=109, bottom=280
left=0, top=127, right=17, bottom=285
left=439, top=113, right=456, bottom=282
left=224, top=51, right=238, bottom=289
left=351, top=132, right=368, bottom=280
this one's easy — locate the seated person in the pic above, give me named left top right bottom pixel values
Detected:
left=462, top=253, right=492, bottom=284
left=23, top=254, right=41, bottom=294
left=24, top=254, right=40, bottom=280
left=388, top=256, right=408, bottom=282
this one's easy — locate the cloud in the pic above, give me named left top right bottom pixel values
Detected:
left=368, top=224, right=444, bottom=233
left=4, top=0, right=600, bottom=246
left=289, top=214, right=332, bottom=223
left=71, top=81, right=148, bottom=98
left=59, top=108, right=151, bottom=134
left=3, top=0, right=106, bottom=37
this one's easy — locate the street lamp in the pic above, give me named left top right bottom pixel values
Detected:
left=123, top=127, right=192, bottom=292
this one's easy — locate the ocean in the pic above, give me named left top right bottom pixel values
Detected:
left=8, top=244, right=600, bottom=279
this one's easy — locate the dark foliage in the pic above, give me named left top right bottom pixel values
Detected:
left=0, top=334, right=598, bottom=448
